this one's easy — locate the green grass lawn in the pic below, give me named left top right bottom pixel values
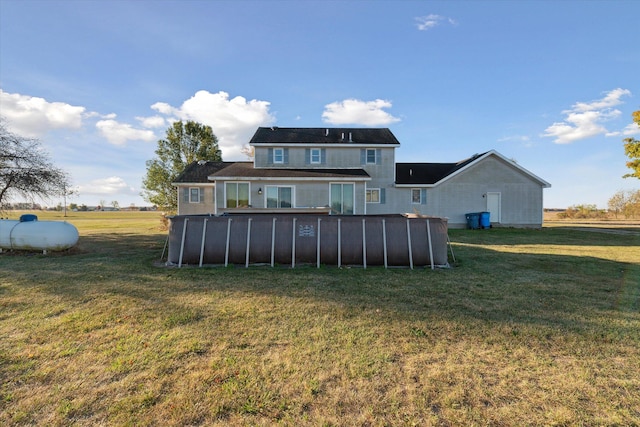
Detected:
left=1, top=211, right=639, bottom=426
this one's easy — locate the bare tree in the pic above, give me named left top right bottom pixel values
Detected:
left=0, top=119, right=70, bottom=207
left=240, top=144, right=255, bottom=160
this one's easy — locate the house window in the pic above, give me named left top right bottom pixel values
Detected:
left=189, top=187, right=203, bottom=203
left=330, top=183, right=354, bottom=214
left=366, top=189, right=380, bottom=203
left=306, top=148, right=325, bottom=165
left=225, top=182, right=249, bottom=208
left=411, top=188, right=422, bottom=204
left=361, top=148, right=381, bottom=165
left=269, top=148, right=289, bottom=165
left=366, top=149, right=377, bottom=164
left=273, top=148, right=284, bottom=164
left=266, top=186, right=293, bottom=208
left=310, top=148, right=321, bottom=164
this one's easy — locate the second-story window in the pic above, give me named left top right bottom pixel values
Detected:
left=411, top=188, right=423, bottom=205
left=273, top=148, right=284, bottom=163
left=306, top=148, right=325, bottom=165
left=366, top=149, right=377, bottom=164
left=310, top=148, right=321, bottom=164
left=268, top=148, right=288, bottom=165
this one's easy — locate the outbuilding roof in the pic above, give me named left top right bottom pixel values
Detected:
left=396, top=150, right=551, bottom=188
left=249, top=127, right=400, bottom=145
left=396, top=153, right=485, bottom=185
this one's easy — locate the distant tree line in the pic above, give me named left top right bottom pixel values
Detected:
left=2, top=202, right=157, bottom=212
left=556, top=204, right=608, bottom=220
left=552, top=190, right=640, bottom=220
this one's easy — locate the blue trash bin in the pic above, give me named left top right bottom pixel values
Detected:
left=465, top=213, right=480, bottom=229
left=479, top=212, right=491, bottom=229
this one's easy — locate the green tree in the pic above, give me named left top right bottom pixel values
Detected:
left=141, top=121, right=222, bottom=211
left=623, top=189, right=640, bottom=218
left=623, top=110, right=640, bottom=179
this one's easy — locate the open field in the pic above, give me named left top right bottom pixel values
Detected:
left=1, top=211, right=639, bottom=426
left=544, top=210, right=640, bottom=232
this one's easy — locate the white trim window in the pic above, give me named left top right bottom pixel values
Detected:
left=310, top=148, right=321, bottom=164
left=183, top=187, right=204, bottom=204
left=269, top=148, right=289, bottom=165
left=273, top=148, right=284, bottom=164
left=361, top=148, right=381, bottom=165
left=411, top=188, right=422, bottom=204
left=189, top=187, right=204, bottom=203
left=266, top=185, right=294, bottom=208
left=225, top=182, right=250, bottom=208
left=330, top=182, right=355, bottom=214
left=366, top=148, right=377, bottom=164
left=366, top=188, right=380, bottom=203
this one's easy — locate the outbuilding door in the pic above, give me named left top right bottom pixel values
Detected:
left=486, top=192, right=501, bottom=223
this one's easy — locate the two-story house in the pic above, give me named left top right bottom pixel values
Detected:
left=173, top=127, right=551, bottom=227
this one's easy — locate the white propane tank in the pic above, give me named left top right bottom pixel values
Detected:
left=0, top=216, right=79, bottom=252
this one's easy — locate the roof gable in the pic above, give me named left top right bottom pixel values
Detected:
left=249, top=127, right=400, bottom=146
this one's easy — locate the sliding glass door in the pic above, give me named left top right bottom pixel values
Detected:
left=330, top=183, right=354, bottom=214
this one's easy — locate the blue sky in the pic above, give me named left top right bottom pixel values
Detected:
left=1, top=0, right=638, bottom=209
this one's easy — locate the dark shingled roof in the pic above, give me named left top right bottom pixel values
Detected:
left=210, top=162, right=370, bottom=179
left=173, top=161, right=234, bottom=184
left=249, top=127, right=400, bottom=145
left=395, top=153, right=487, bottom=185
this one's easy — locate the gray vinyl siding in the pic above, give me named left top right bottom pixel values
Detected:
left=374, top=156, right=544, bottom=227
left=407, top=157, right=543, bottom=227
left=254, top=146, right=395, bottom=171
left=176, top=185, right=216, bottom=215
left=361, top=148, right=396, bottom=215
left=253, top=147, right=270, bottom=168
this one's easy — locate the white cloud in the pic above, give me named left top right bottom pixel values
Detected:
left=497, top=135, right=531, bottom=143
left=542, top=88, right=631, bottom=144
left=77, top=176, right=137, bottom=196
left=150, top=102, right=176, bottom=115
left=571, top=88, right=631, bottom=112
left=415, top=14, right=457, bottom=31
left=136, top=115, right=167, bottom=128
left=497, top=135, right=533, bottom=147
left=322, top=99, right=401, bottom=126
left=0, top=89, right=86, bottom=137
left=151, top=90, right=275, bottom=160
left=606, top=122, right=640, bottom=137
left=96, top=119, right=157, bottom=146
